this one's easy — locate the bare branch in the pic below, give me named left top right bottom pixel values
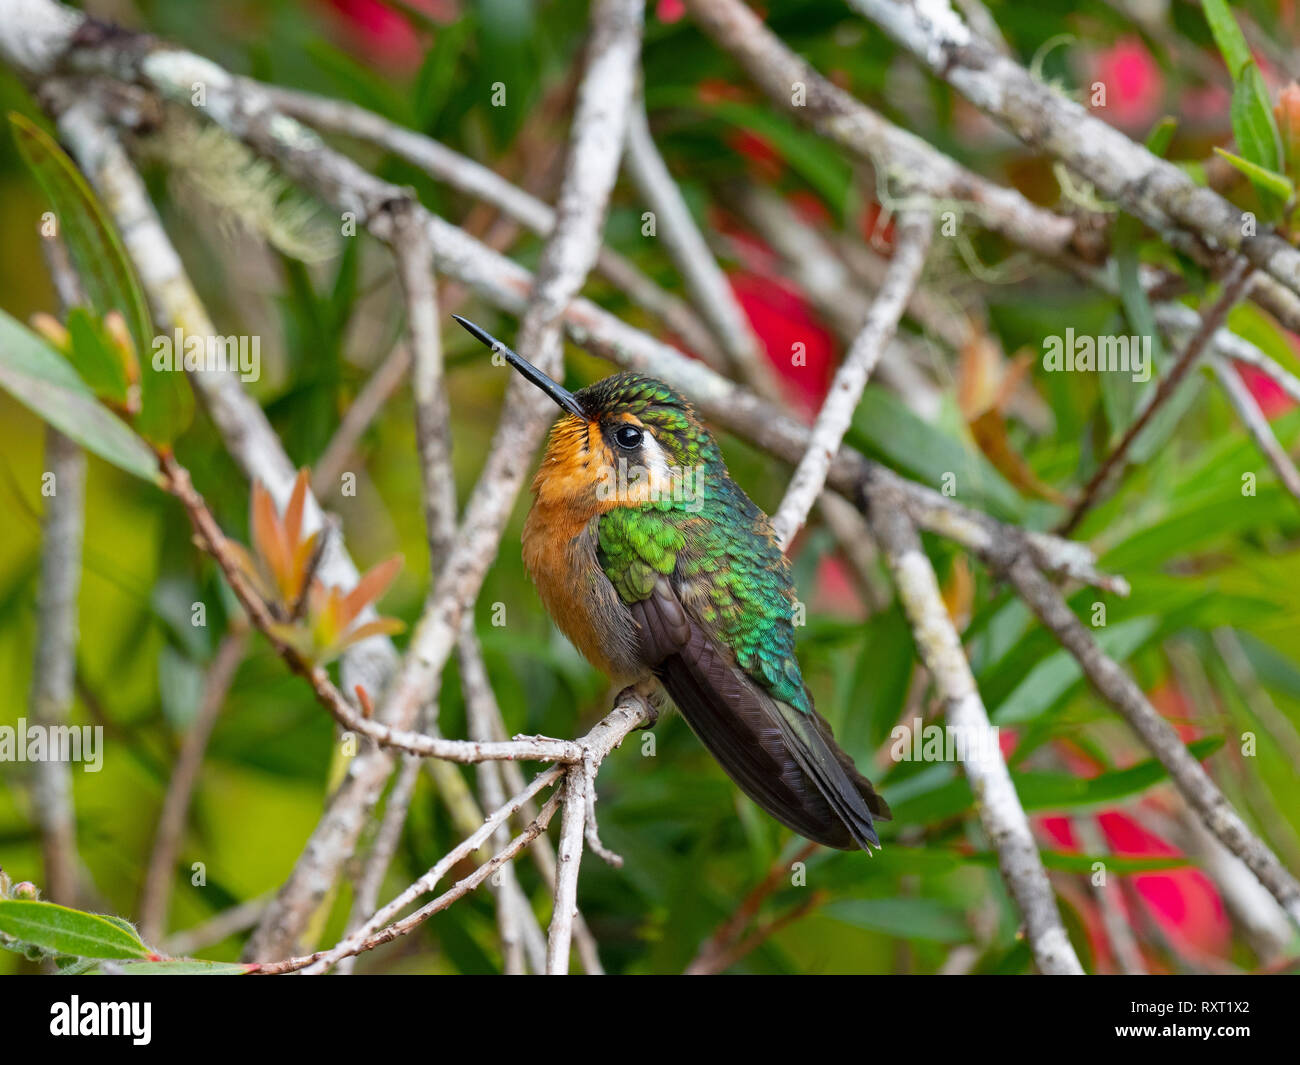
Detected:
left=545, top=766, right=589, bottom=974
left=29, top=236, right=88, bottom=907
left=262, top=82, right=728, bottom=370
left=312, top=340, right=410, bottom=500
left=847, top=0, right=1300, bottom=301
left=289, top=694, right=650, bottom=975
left=866, top=500, right=1084, bottom=975
left=391, top=199, right=552, bottom=974
left=772, top=209, right=933, bottom=548
left=683, top=0, right=1078, bottom=257
left=1209, top=355, right=1300, bottom=506
left=1059, top=261, right=1256, bottom=534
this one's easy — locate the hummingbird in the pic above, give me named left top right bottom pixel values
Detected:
left=453, top=315, right=891, bottom=850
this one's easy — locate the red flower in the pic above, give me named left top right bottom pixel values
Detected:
left=727, top=272, right=835, bottom=413
left=321, top=0, right=449, bottom=74
left=656, top=0, right=686, bottom=22
left=1089, top=37, right=1163, bottom=130
left=1097, top=811, right=1231, bottom=958
left=1239, top=365, right=1294, bottom=419
left=729, top=129, right=782, bottom=182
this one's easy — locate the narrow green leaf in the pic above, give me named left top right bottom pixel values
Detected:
left=890, top=738, right=1223, bottom=822
left=840, top=606, right=915, bottom=760
left=9, top=114, right=153, bottom=361
left=1214, top=146, right=1294, bottom=203
left=825, top=898, right=969, bottom=943
left=1229, top=66, right=1284, bottom=216
left=1201, top=0, right=1253, bottom=82
left=134, top=341, right=195, bottom=448
left=10, top=112, right=193, bottom=447
left=1144, top=116, right=1178, bottom=158
left=0, top=900, right=152, bottom=960
left=100, top=959, right=257, bottom=974
left=1015, top=738, right=1223, bottom=809
left=993, top=616, right=1160, bottom=724
left=847, top=387, right=1027, bottom=521
left=1036, top=851, right=1191, bottom=874
left=1231, top=65, right=1281, bottom=170
left=65, top=307, right=129, bottom=406
left=414, top=18, right=475, bottom=129
left=0, top=309, right=158, bottom=480
left=1110, top=217, right=1164, bottom=442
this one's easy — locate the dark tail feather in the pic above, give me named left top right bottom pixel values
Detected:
left=631, top=584, right=889, bottom=850
left=653, top=629, right=888, bottom=849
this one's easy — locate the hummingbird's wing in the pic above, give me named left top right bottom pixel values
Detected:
left=631, top=573, right=890, bottom=851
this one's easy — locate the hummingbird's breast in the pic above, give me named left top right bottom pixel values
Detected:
left=521, top=417, right=645, bottom=682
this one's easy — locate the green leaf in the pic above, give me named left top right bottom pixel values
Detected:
left=1229, top=67, right=1285, bottom=215
left=1231, top=65, right=1281, bottom=170
left=0, top=309, right=158, bottom=480
left=1214, top=147, right=1293, bottom=204
left=1015, top=738, right=1223, bottom=809
left=414, top=18, right=475, bottom=129
left=1111, top=218, right=1164, bottom=443
left=840, top=606, right=915, bottom=759
left=992, top=617, right=1160, bottom=724
left=847, top=387, right=1026, bottom=521
left=1201, top=0, right=1253, bottom=82
left=1144, top=116, right=1178, bottom=158
left=97, top=959, right=257, bottom=974
left=1037, top=851, right=1191, bottom=874
left=824, top=898, right=969, bottom=943
left=890, top=738, right=1223, bottom=822
left=9, top=114, right=153, bottom=365
left=0, top=900, right=152, bottom=960
left=65, top=307, right=130, bottom=406
left=9, top=112, right=194, bottom=447
left=134, top=340, right=195, bottom=448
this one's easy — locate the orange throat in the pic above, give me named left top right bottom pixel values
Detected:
left=521, top=417, right=628, bottom=678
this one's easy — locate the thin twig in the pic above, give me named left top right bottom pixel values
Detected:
left=867, top=502, right=1084, bottom=975
left=683, top=0, right=1077, bottom=257
left=1059, top=261, right=1256, bottom=534
left=162, top=895, right=270, bottom=957
left=846, top=0, right=1300, bottom=304
left=312, top=340, right=411, bottom=500
left=28, top=235, right=88, bottom=907
left=771, top=209, right=933, bottom=548
left=139, top=627, right=248, bottom=943
left=1209, top=355, right=1300, bottom=506
left=545, top=767, right=589, bottom=975
left=686, top=840, right=818, bottom=975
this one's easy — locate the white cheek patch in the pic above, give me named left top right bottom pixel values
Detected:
left=637, top=430, right=674, bottom=496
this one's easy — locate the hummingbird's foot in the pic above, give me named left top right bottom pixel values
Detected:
left=618, top=679, right=664, bottom=729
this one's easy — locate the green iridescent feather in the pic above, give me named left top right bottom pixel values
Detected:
left=586, top=373, right=811, bottom=715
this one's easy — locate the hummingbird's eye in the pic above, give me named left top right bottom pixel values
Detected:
left=612, top=424, right=643, bottom=450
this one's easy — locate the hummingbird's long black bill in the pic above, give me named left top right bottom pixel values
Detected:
left=451, top=314, right=588, bottom=420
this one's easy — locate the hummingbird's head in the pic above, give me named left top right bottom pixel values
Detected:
left=453, top=315, right=716, bottom=516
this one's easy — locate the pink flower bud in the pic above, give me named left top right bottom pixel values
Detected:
left=1275, top=82, right=1300, bottom=177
